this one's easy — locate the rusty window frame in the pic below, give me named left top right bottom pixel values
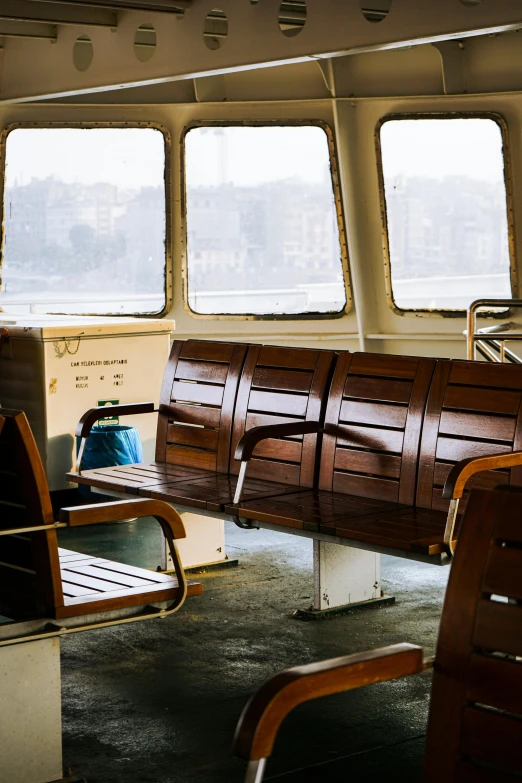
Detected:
left=180, top=120, right=351, bottom=321
left=376, top=111, right=517, bottom=318
left=0, top=121, right=172, bottom=318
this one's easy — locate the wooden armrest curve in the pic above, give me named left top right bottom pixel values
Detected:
left=235, top=421, right=322, bottom=462
left=443, top=450, right=522, bottom=500
left=60, top=498, right=186, bottom=540
left=233, top=643, right=423, bottom=761
left=75, top=402, right=155, bottom=438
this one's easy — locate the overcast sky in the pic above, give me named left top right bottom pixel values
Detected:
left=381, top=118, right=506, bottom=183
left=4, top=127, right=166, bottom=189
left=3, top=118, right=506, bottom=191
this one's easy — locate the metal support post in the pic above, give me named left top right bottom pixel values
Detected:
left=295, top=541, right=394, bottom=619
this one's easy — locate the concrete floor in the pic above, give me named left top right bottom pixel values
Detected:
left=58, top=519, right=449, bottom=783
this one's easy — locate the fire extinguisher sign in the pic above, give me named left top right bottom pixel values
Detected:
left=97, top=399, right=120, bottom=426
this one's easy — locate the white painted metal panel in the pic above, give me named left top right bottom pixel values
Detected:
left=0, top=637, right=62, bottom=783
left=0, top=315, right=173, bottom=490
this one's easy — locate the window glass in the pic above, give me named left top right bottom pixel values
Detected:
left=184, top=125, right=347, bottom=316
left=0, top=127, right=166, bottom=315
left=380, top=117, right=512, bottom=311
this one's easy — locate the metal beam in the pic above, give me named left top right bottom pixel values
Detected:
left=0, top=0, right=521, bottom=102
left=28, top=0, right=191, bottom=14
left=0, top=19, right=57, bottom=41
left=0, top=0, right=117, bottom=27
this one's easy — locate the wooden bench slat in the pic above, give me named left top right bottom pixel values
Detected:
left=252, top=367, right=313, bottom=393
left=450, top=360, right=522, bottom=389
left=348, top=352, right=420, bottom=379
left=257, top=346, right=320, bottom=370
left=339, top=400, right=408, bottom=429
left=344, top=376, right=412, bottom=403
left=165, top=445, right=217, bottom=472
left=180, top=340, right=235, bottom=362
left=439, top=410, right=517, bottom=441
left=467, top=653, right=522, bottom=716
left=444, top=385, right=522, bottom=415
left=334, top=448, right=401, bottom=478
left=248, top=389, right=309, bottom=417
left=335, top=425, right=404, bottom=453
left=436, top=436, right=510, bottom=462
left=482, top=545, right=522, bottom=600
left=473, top=599, right=522, bottom=657
left=175, top=358, right=229, bottom=384
left=461, top=706, right=522, bottom=773
left=167, top=423, right=219, bottom=451
left=169, top=402, right=222, bottom=429
left=171, top=380, right=224, bottom=407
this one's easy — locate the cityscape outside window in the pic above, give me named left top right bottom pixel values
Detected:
left=380, top=116, right=513, bottom=311
left=184, top=125, right=347, bottom=316
left=0, top=126, right=167, bottom=315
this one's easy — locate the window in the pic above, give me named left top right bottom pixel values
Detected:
left=184, top=124, right=347, bottom=316
left=379, top=116, right=513, bottom=312
left=0, top=126, right=168, bottom=316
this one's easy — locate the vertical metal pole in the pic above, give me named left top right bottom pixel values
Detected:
left=245, top=758, right=267, bottom=783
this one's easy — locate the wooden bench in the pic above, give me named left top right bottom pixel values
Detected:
left=68, top=342, right=522, bottom=609
left=69, top=339, right=336, bottom=513
left=0, top=408, right=202, bottom=627
left=228, top=354, right=522, bottom=564
left=233, top=484, right=522, bottom=782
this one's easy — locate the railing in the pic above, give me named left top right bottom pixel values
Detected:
left=467, top=299, right=522, bottom=362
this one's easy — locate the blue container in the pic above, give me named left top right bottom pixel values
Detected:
left=77, top=424, right=143, bottom=498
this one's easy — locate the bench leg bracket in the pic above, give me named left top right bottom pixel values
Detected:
left=294, top=541, right=395, bottom=620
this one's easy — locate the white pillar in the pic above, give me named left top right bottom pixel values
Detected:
left=164, top=512, right=228, bottom=570
left=313, top=541, right=382, bottom=611
left=0, top=637, right=63, bottom=783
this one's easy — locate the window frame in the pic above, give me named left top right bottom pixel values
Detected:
left=375, top=111, right=517, bottom=317
left=0, top=121, right=172, bottom=318
left=180, top=119, right=352, bottom=321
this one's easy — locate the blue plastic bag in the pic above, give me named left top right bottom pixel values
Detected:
left=76, top=424, right=143, bottom=498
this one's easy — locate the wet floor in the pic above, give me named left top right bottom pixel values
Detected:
left=58, top=519, right=449, bottom=782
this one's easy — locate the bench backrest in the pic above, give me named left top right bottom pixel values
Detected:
left=0, top=409, right=63, bottom=619
left=319, top=352, right=436, bottom=504
left=157, top=339, right=249, bottom=473
left=416, top=359, right=522, bottom=512
left=231, top=345, right=336, bottom=488
left=424, top=485, right=522, bottom=781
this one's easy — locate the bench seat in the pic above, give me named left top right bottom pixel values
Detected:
left=225, top=492, right=455, bottom=558
left=74, top=461, right=302, bottom=511
left=58, top=547, right=202, bottom=619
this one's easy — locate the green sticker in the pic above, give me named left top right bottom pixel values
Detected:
left=97, top=399, right=120, bottom=426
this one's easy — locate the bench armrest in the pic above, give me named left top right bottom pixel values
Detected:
left=75, top=402, right=156, bottom=438
left=234, top=643, right=425, bottom=776
left=233, top=422, right=322, bottom=505
left=234, top=422, right=323, bottom=463
left=60, top=498, right=187, bottom=611
left=443, top=450, right=522, bottom=500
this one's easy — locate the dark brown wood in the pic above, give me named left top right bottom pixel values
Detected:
left=230, top=345, right=336, bottom=489
left=0, top=328, right=7, bottom=363
left=418, top=358, right=522, bottom=513
left=233, top=486, right=522, bottom=782
left=320, top=352, right=435, bottom=506
left=0, top=409, right=201, bottom=622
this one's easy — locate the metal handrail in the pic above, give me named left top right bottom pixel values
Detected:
left=467, top=299, right=522, bottom=361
